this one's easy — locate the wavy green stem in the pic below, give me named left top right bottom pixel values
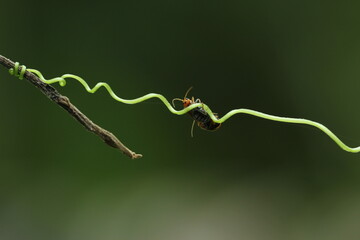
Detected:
left=9, top=63, right=360, bottom=153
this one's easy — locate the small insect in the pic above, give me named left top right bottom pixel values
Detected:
left=172, top=87, right=221, bottom=137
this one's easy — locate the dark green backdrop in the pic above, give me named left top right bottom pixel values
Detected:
left=1, top=1, right=360, bottom=239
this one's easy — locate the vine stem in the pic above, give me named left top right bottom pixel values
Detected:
left=0, top=55, right=142, bottom=159
left=1, top=55, right=359, bottom=156
left=27, top=68, right=360, bottom=153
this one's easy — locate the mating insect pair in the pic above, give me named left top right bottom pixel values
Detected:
left=172, top=87, right=221, bottom=137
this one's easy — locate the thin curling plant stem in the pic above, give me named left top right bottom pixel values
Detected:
left=202, top=105, right=360, bottom=153
left=7, top=58, right=360, bottom=154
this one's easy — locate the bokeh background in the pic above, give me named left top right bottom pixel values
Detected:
left=1, top=1, right=360, bottom=239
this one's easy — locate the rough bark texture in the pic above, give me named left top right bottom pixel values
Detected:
left=0, top=55, right=142, bottom=159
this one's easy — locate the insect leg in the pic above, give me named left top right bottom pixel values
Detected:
left=191, top=120, right=196, bottom=138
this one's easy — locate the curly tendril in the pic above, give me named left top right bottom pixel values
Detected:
left=9, top=62, right=26, bottom=80
left=9, top=62, right=360, bottom=153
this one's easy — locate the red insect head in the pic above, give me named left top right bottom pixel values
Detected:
left=183, top=98, right=192, bottom=107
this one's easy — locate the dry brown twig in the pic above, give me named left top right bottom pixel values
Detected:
left=0, top=55, right=142, bottom=159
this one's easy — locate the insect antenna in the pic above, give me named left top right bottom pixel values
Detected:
left=184, top=86, right=193, bottom=99
left=171, top=98, right=184, bottom=108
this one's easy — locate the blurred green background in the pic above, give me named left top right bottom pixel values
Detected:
left=1, top=1, right=360, bottom=239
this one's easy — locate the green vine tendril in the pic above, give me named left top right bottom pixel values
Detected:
left=9, top=62, right=360, bottom=153
left=9, top=62, right=26, bottom=80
